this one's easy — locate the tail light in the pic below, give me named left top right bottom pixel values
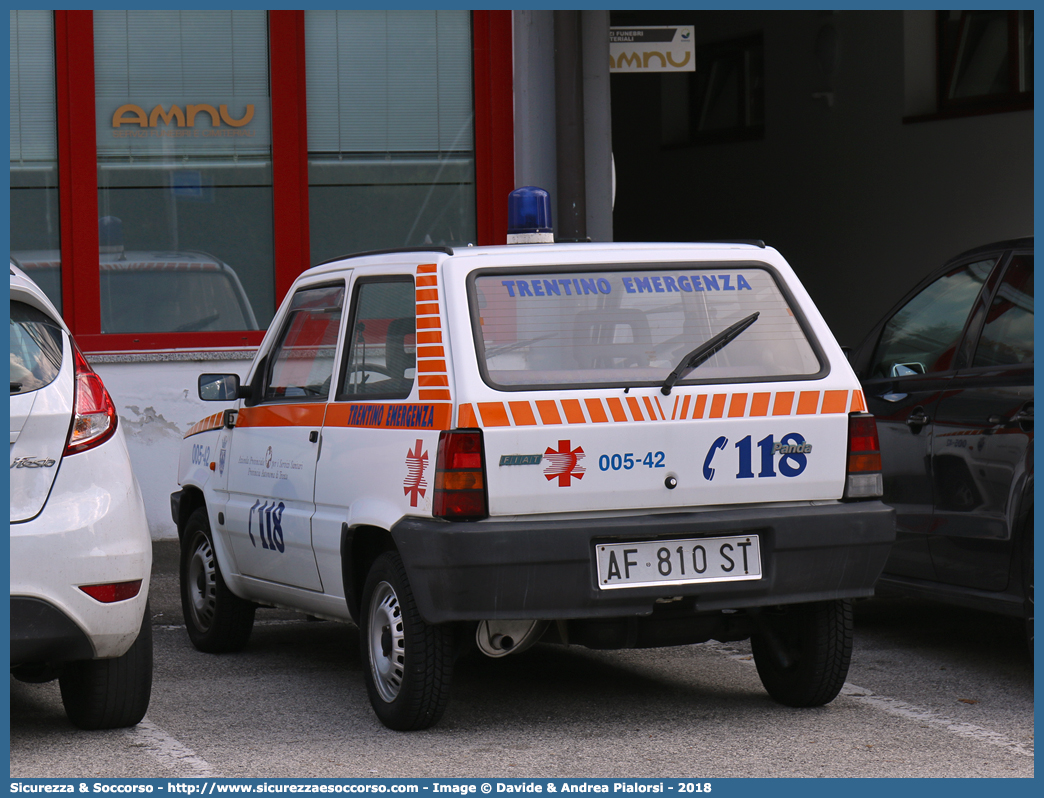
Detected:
left=844, top=413, right=883, bottom=499
left=64, top=347, right=119, bottom=456
left=433, top=430, right=488, bottom=520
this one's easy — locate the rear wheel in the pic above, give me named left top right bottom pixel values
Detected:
left=58, top=603, right=152, bottom=730
left=360, top=551, right=454, bottom=730
left=180, top=507, right=256, bottom=652
left=751, top=599, right=853, bottom=707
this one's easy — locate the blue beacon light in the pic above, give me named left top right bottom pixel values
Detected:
left=507, top=186, right=554, bottom=244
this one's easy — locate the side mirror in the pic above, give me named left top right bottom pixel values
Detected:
left=198, top=373, right=242, bottom=401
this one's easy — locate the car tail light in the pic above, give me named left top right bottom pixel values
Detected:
left=433, top=430, right=488, bottom=520
left=64, top=347, right=119, bottom=456
left=844, top=413, right=883, bottom=499
left=79, top=580, right=142, bottom=603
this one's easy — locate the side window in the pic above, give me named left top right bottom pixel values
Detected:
left=264, top=284, right=345, bottom=403
left=338, top=278, right=416, bottom=400
left=973, top=254, right=1033, bottom=368
left=870, top=259, right=993, bottom=378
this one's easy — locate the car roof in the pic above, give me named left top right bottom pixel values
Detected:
left=947, top=236, right=1033, bottom=264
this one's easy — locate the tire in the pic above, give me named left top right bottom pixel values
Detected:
left=58, top=602, right=153, bottom=730
left=360, top=551, right=454, bottom=730
left=180, top=507, right=256, bottom=653
left=751, top=599, right=853, bottom=708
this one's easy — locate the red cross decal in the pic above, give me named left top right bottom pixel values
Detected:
left=404, top=439, right=428, bottom=507
left=543, top=440, right=586, bottom=487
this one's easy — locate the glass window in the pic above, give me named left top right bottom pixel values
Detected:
left=338, top=279, right=416, bottom=400
left=265, top=284, right=345, bottom=403
left=10, top=301, right=64, bottom=395
left=472, top=265, right=821, bottom=388
left=661, top=34, right=764, bottom=147
left=870, top=259, right=993, bottom=378
left=973, top=254, right=1033, bottom=368
left=93, top=10, right=275, bottom=331
left=305, top=11, right=476, bottom=263
left=937, top=10, right=1033, bottom=113
left=10, top=10, right=62, bottom=312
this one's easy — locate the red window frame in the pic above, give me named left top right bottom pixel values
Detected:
left=52, top=10, right=513, bottom=353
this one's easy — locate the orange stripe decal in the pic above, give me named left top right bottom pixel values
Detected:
left=851, top=391, right=867, bottom=413
left=458, top=403, right=477, bottom=427
left=417, top=345, right=445, bottom=358
left=606, top=397, right=628, bottom=422
left=585, top=398, right=609, bottom=423
left=324, top=402, right=451, bottom=430
left=773, top=392, right=794, bottom=416
left=236, top=404, right=326, bottom=429
left=728, top=393, right=748, bottom=418
left=418, top=375, right=449, bottom=387
left=680, top=394, right=692, bottom=419
left=693, top=395, right=707, bottom=419
left=750, top=392, right=771, bottom=417
left=822, top=390, right=849, bottom=414
left=419, top=389, right=451, bottom=401
left=417, top=263, right=437, bottom=273
left=626, top=396, right=645, bottom=420
left=642, top=396, right=657, bottom=420
left=416, top=288, right=439, bottom=302
left=416, top=302, right=440, bottom=316
left=478, top=402, right=510, bottom=427
left=562, top=399, right=587, bottom=424
left=797, top=391, right=821, bottom=415
left=509, top=401, right=538, bottom=426
left=418, top=359, right=447, bottom=372
left=417, top=331, right=443, bottom=344
left=536, top=400, right=562, bottom=425
left=709, top=394, right=727, bottom=419
left=416, top=316, right=441, bottom=329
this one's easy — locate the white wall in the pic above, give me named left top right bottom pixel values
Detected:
left=93, top=357, right=249, bottom=540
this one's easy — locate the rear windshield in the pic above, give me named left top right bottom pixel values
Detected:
left=10, top=301, right=64, bottom=395
left=470, top=264, right=823, bottom=389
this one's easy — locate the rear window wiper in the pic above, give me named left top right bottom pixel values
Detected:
left=660, top=311, right=760, bottom=396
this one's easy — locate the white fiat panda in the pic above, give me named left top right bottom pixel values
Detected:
left=173, top=189, right=894, bottom=730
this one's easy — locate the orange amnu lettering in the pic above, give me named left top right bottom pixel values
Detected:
left=219, top=104, right=254, bottom=128
left=149, top=105, right=186, bottom=127
left=112, top=104, right=148, bottom=128
left=187, top=104, right=220, bottom=127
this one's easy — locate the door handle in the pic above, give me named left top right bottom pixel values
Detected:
left=309, top=430, right=319, bottom=443
left=906, top=409, right=929, bottom=430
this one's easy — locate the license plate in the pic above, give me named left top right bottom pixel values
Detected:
left=595, top=534, right=762, bottom=589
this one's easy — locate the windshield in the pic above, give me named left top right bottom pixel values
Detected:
left=471, top=264, right=822, bottom=388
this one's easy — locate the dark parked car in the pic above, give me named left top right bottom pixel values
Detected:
left=848, top=237, right=1033, bottom=651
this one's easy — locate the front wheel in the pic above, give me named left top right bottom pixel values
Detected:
left=360, top=551, right=454, bottom=730
left=751, top=599, right=853, bottom=708
left=58, top=603, right=153, bottom=730
left=180, top=507, right=256, bottom=652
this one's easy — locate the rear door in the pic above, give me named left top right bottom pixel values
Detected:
left=224, top=281, right=346, bottom=591
left=860, top=255, right=997, bottom=581
left=928, top=250, right=1033, bottom=590
left=465, top=262, right=856, bottom=517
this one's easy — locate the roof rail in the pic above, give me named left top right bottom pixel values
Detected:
left=316, top=246, right=455, bottom=267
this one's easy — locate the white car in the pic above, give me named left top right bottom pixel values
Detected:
left=174, top=188, right=895, bottom=730
left=10, top=262, right=153, bottom=729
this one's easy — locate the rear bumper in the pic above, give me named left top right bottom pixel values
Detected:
left=392, top=501, right=896, bottom=624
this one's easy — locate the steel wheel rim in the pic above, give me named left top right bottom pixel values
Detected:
left=368, top=580, right=405, bottom=703
left=187, top=534, right=218, bottom=632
